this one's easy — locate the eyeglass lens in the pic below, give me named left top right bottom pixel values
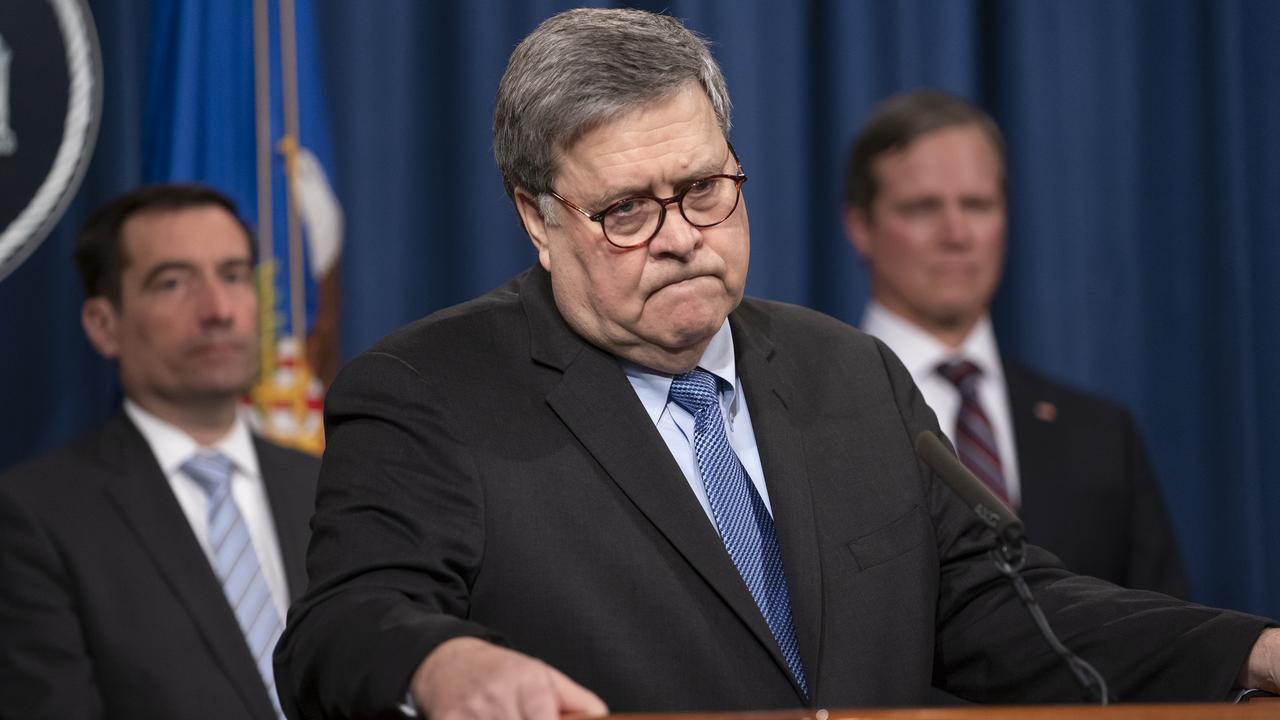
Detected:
left=602, top=176, right=741, bottom=247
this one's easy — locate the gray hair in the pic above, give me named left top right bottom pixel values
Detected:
left=493, top=7, right=732, bottom=220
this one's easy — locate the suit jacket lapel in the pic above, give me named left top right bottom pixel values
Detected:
left=1003, top=361, right=1056, bottom=525
left=520, top=268, right=800, bottom=695
left=96, top=413, right=278, bottom=720
left=732, top=305, right=824, bottom=700
left=256, top=439, right=311, bottom=603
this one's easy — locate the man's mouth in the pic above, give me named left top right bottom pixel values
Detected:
left=189, top=340, right=247, bottom=359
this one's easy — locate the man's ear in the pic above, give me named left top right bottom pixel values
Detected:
left=514, top=189, right=553, bottom=272
left=81, top=297, right=121, bottom=359
left=843, top=205, right=874, bottom=261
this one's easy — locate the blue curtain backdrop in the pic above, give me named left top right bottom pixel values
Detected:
left=0, top=1, right=1276, bottom=621
left=144, top=0, right=336, bottom=340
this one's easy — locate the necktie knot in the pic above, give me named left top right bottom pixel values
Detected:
left=669, top=368, right=722, bottom=418
left=937, top=359, right=982, bottom=396
left=181, top=451, right=235, bottom=499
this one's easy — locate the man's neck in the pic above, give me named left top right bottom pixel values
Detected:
left=874, top=298, right=981, bottom=349
left=923, top=321, right=978, bottom=350
left=127, top=395, right=240, bottom=446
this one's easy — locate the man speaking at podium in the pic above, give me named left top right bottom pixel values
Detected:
left=275, top=8, right=1279, bottom=718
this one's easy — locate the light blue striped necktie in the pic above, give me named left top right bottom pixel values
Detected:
left=182, top=451, right=284, bottom=718
left=669, top=369, right=808, bottom=697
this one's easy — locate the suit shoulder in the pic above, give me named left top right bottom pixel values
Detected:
left=732, top=297, right=912, bottom=393
left=1, top=447, right=75, bottom=491
left=0, top=427, right=111, bottom=507
left=1003, top=360, right=1136, bottom=426
left=253, top=436, right=321, bottom=473
left=361, top=275, right=526, bottom=366
left=735, top=296, right=876, bottom=350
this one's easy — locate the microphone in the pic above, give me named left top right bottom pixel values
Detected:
left=915, top=431, right=1111, bottom=705
left=915, top=431, right=1024, bottom=563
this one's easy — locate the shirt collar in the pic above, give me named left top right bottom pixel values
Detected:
left=620, top=319, right=738, bottom=423
left=861, top=300, right=1004, bottom=381
left=123, top=398, right=260, bottom=479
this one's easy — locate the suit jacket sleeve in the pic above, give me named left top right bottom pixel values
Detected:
left=1121, top=414, right=1191, bottom=597
left=274, top=350, right=500, bottom=720
left=0, top=472, right=105, bottom=719
left=870, top=342, right=1268, bottom=702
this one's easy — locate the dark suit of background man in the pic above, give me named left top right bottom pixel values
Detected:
left=842, top=90, right=1190, bottom=597
left=275, top=9, right=1279, bottom=719
left=0, top=185, right=318, bottom=720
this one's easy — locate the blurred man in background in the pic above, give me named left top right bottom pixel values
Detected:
left=0, top=184, right=317, bottom=719
left=844, top=89, right=1188, bottom=597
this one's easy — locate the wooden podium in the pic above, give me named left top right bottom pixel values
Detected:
left=612, top=698, right=1279, bottom=720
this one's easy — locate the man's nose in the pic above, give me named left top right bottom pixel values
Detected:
left=195, top=277, right=235, bottom=323
left=940, top=204, right=974, bottom=246
left=648, top=205, right=702, bottom=258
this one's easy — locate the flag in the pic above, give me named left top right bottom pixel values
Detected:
left=143, top=0, right=341, bottom=455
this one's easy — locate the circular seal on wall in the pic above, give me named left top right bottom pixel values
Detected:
left=0, top=0, right=102, bottom=282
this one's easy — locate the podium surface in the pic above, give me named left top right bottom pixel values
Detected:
left=613, top=700, right=1278, bottom=720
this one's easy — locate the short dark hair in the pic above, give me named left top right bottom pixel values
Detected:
left=73, top=183, right=254, bottom=304
left=843, top=89, right=1006, bottom=215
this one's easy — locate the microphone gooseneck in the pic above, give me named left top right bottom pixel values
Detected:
left=915, top=430, right=1025, bottom=566
left=915, top=431, right=1111, bottom=705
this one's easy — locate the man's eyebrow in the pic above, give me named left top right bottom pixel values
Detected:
left=140, top=261, right=195, bottom=285
left=586, top=157, right=729, bottom=210
left=894, top=195, right=943, bottom=208
left=585, top=183, right=649, bottom=211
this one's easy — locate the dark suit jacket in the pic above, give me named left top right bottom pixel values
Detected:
left=276, top=266, right=1267, bottom=718
left=0, top=412, right=318, bottom=720
left=1006, top=362, right=1190, bottom=597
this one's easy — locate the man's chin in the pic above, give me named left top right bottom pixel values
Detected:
left=648, top=284, right=733, bottom=325
left=929, top=305, right=982, bottom=328
left=191, top=385, right=255, bottom=402
left=598, top=320, right=723, bottom=373
left=182, top=370, right=258, bottom=401
left=653, top=318, right=725, bottom=355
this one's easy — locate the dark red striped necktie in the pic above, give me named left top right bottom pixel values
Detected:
left=936, top=359, right=1010, bottom=504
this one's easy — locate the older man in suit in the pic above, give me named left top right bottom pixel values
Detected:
left=0, top=184, right=317, bottom=719
left=275, top=9, right=1278, bottom=720
left=842, top=90, right=1189, bottom=597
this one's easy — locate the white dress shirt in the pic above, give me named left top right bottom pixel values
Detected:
left=621, top=320, right=774, bottom=524
left=860, top=302, right=1022, bottom=506
left=124, top=399, right=291, bottom=617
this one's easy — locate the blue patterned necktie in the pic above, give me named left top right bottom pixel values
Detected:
left=181, top=452, right=285, bottom=718
left=937, top=359, right=1010, bottom=504
left=669, top=369, right=808, bottom=697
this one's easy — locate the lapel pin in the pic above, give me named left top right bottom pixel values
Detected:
left=1033, top=401, right=1058, bottom=423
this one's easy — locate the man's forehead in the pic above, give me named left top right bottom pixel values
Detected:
left=582, top=148, right=726, bottom=205
left=123, top=203, right=239, bottom=231
left=876, top=129, right=1000, bottom=189
left=888, top=126, right=997, bottom=167
left=120, top=206, right=252, bottom=269
left=553, top=85, right=726, bottom=196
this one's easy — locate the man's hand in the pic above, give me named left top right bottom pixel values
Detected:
left=1238, top=628, right=1280, bottom=692
left=410, top=637, right=609, bottom=720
